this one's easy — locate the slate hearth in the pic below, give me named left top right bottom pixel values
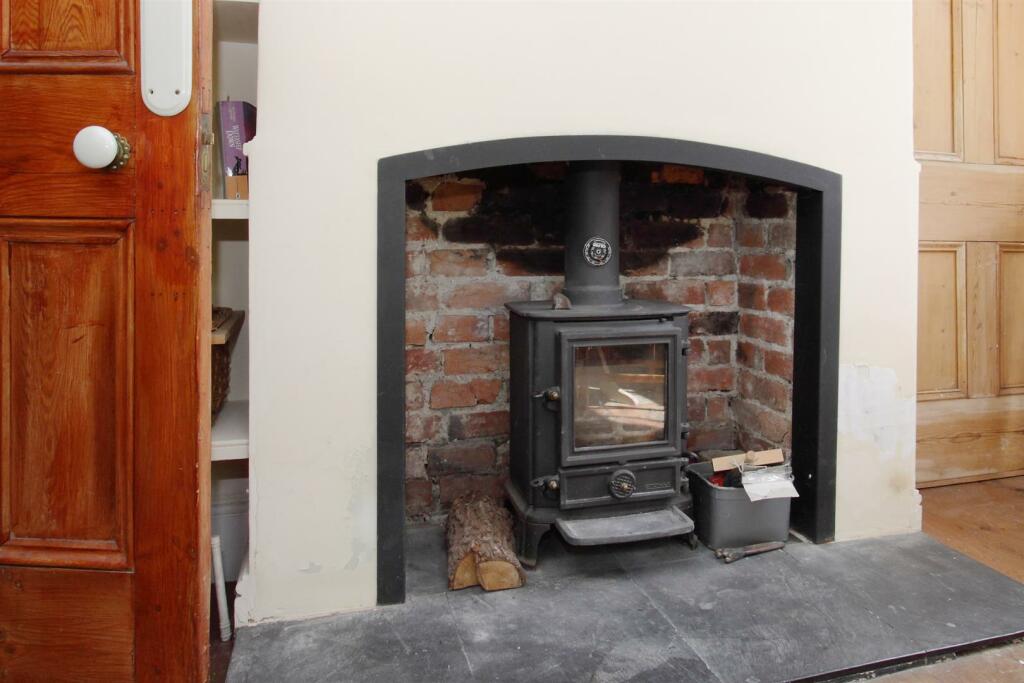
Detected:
left=227, top=528, right=1024, bottom=683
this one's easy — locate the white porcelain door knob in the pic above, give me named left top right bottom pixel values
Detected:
left=73, top=125, right=132, bottom=170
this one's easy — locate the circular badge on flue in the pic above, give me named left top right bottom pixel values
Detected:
left=583, top=236, right=612, bottom=266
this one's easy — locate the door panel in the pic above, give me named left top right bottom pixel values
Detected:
left=966, top=242, right=999, bottom=396
left=913, top=0, right=962, bottom=159
left=0, top=0, right=210, bottom=677
left=0, top=0, right=134, bottom=72
left=999, top=244, right=1024, bottom=391
left=0, top=76, right=135, bottom=218
left=995, top=0, right=1024, bottom=163
left=917, top=242, right=967, bottom=399
left=0, top=565, right=133, bottom=683
left=0, top=221, right=132, bottom=570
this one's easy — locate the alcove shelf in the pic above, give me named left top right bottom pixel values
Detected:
left=210, top=0, right=258, bottom=595
left=212, top=199, right=249, bottom=220
left=212, top=400, right=250, bottom=462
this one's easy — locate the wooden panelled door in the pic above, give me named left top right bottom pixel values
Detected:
left=915, top=0, right=1024, bottom=486
left=0, top=0, right=211, bottom=680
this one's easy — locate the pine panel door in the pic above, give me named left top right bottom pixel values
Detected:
left=915, top=0, right=1024, bottom=485
left=0, top=0, right=212, bottom=680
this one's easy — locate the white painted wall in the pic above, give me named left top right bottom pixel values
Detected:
left=246, top=0, right=920, bottom=622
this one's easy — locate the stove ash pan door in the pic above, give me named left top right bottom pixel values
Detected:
left=558, top=323, right=686, bottom=468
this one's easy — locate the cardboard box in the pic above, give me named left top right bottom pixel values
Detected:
left=225, top=175, right=249, bottom=200
left=710, top=448, right=785, bottom=472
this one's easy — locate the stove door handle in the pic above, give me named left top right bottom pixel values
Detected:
left=533, top=386, right=561, bottom=402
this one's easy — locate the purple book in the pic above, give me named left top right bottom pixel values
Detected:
left=218, top=100, right=257, bottom=177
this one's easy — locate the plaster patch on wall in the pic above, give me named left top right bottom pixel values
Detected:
left=837, top=364, right=914, bottom=461
left=835, top=363, right=921, bottom=540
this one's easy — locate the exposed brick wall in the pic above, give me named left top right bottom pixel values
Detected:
left=404, top=162, right=795, bottom=519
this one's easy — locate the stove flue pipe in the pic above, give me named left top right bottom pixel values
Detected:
left=562, top=161, right=624, bottom=307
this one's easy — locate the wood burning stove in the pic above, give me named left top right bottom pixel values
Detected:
left=505, top=161, right=696, bottom=566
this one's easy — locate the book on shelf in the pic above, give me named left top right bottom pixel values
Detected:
left=218, top=100, right=257, bottom=200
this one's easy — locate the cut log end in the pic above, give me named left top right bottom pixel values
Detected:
left=445, top=492, right=525, bottom=592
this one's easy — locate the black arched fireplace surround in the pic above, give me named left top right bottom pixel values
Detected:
left=377, top=136, right=841, bottom=605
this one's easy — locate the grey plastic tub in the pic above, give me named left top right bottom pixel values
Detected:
left=685, top=461, right=790, bottom=549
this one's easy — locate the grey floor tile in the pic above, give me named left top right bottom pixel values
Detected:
left=445, top=570, right=720, bottom=682
left=611, top=535, right=703, bottom=571
left=784, top=534, right=1024, bottom=651
left=627, top=548, right=920, bottom=682
left=405, top=524, right=449, bottom=598
left=226, top=593, right=472, bottom=683
left=227, top=531, right=1024, bottom=683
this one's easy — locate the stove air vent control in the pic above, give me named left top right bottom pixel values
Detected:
left=609, top=469, right=637, bottom=499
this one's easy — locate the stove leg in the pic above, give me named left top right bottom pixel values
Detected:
left=515, top=519, right=550, bottom=568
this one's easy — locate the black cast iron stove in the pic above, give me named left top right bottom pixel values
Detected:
left=505, top=161, right=695, bottom=566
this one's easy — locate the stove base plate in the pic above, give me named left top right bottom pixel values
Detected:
left=555, top=507, right=694, bottom=546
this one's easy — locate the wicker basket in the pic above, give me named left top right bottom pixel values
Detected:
left=212, top=307, right=245, bottom=418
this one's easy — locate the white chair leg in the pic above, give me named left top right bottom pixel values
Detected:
left=212, top=535, right=232, bottom=642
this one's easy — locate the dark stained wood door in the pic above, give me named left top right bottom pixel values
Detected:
left=0, top=1, right=211, bottom=680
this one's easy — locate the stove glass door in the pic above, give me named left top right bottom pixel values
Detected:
left=573, top=343, right=668, bottom=449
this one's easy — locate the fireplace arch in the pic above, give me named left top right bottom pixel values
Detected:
left=377, top=135, right=841, bottom=604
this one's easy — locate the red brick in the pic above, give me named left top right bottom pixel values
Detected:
left=738, top=282, right=767, bottom=310
left=687, top=395, right=706, bottom=422
left=705, top=221, right=733, bottom=248
left=405, top=412, right=441, bottom=443
left=737, top=370, right=790, bottom=412
left=688, top=366, right=735, bottom=392
left=449, top=410, right=510, bottom=439
left=625, top=280, right=704, bottom=305
left=406, top=348, right=439, bottom=375
left=739, top=314, right=789, bottom=346
left=439, top=475, right=506, bottom=507
left=431, top=181, right=484, bottom=212
left=672, top=250, right=735, bottom=277
left=657, top=164, right=705, bottom=185
left=688, top=427, right=736, bottom=452
left=496, top=247, right=563, bottom=276
left=767, top=287, right=795, bottom=316
left=764, top=349, right=794, bottom=380
left=736, top=223, right=765, bottom=248
left=406, top=446, right=427, bottom=479
left=707, top=395, right=730, bottom=422
left=429, top=249, right=489, bottom=277
left=736, top=340, right=760, bottom=369
left=733, top=398, right=790, bottom=444
left=405, top=479, right=433, bottom=515
left=427, top=441, right=496, bottom=474
left=405, top=318, right=428, bottom=346
left=745, top=191, right=790, bottom=219
left=706, top=339, right=732, bottom=365
left=492, top=314, right=509, bottom=341
left=769, top=223, right=796, bottom=250
left=688, top=338, right=706, bottom=364
left=406, top=251, right=428, bottom=277
left=443, top=344, right=509, bottom=375
left=622, top=252, right=669, bottom=277
left=406, top=213, right=436, bottom=241
left=406, top=381, right=425, bottom=411
left=433, top=315, right=488, bottom=343
left=406, top=281, right=439, bottom=311
left=430, top=379, right=501, bottom=409
left=445, top=281, right=529, bottom=310
left=739, top=254, right=788, bottom=281
left=706, top=280, right=736, bottom=307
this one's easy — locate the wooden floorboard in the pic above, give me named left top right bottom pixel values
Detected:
left=920, top=476, right=1024, bottom=583
left=873, top=641, right=1024, bottom=681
